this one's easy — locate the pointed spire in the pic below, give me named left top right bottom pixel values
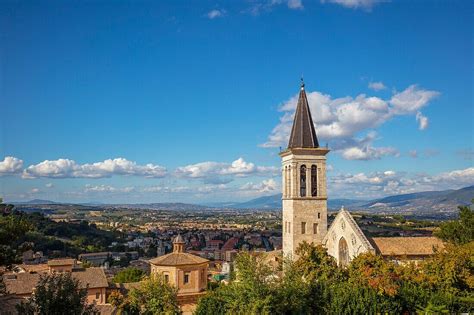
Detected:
left=288, top=80, right=319, bottom=149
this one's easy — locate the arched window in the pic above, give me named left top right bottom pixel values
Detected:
left=286, top=166, right=291, bottom=197
left=300, top=165, right=306, bottom=197
left=311, top=165, right=317, bottom=197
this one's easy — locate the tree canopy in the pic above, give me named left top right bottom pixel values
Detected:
left=16, top=272, right=97, bottom=315
left=435, top=200, right=474, bottom=245
left=112, top=267, right=145, bottom=283
left=196, top=239, right=474, bottom=314
left=109, top=275, right=180, bottom=315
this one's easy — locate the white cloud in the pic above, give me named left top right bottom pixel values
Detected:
left=368, top=81, right=386, bottom=91
left=240, top=178, right=278, bottom=193
left=389, top=85, right=440, bottom=115
left=23, top=158, right=167, bottom=179
left=416, top=112, right=429, bottom=130
left=207, top=9, right=225, bottom=19
left=261, top=84, right=439, bottom=160
left=0, top=156, right=23, bottom=176
left=246, top=0, right=304, bottom=15
left=175, top=158, right=278, bottom=181
left=342, top=145, right=399, bottom=161
left=321, top=0, right=385, bottom=10
left=84, top=184, right=135, bottom=193
left=329, top=167, right=474, bottom=198
left=287, top=0, right=304, bottom=9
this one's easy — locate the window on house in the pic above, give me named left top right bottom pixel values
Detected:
left=184, top=273, right=190, bottom=284
left=313, top=223, right=318, bottom=234
left=164, top=274, right=169, bottom=283
left=96, top=292, right=100, bottom=300
left=318, top=212, right=321, bottom=219
left=311, top=165, right=317, bottom=196
left=300, top=165, right=306, bottom=197
left=301, top=222, right=306, bottom=234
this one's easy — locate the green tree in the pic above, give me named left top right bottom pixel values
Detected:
left=195, top=252, right=277, bottom=315
left=16, top=272, right=97, bottom=315
left=125, top=275, right=180, bottom=315
left=113, top=267, right=145, bottom=283
left=435, top=200, right=474, bottom=245
left=0, top=200, right=33, bottom=266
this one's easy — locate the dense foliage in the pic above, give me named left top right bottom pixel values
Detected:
left=197, top=242, right=473, bottom=314
left=435, top=200, right=473, bottom=245
left=196, top=205, right=474, bottom=314
left=113, top=267, right=145, bottom=283
left=0, top=204, right=33, bottom=266
left=109, top=275, right=180, bottom=315
left=16, top=272, right=97, bottom=315
left=0, top=199, right=124, bottom=265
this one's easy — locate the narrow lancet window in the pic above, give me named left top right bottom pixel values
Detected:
left=286, top=166, right=291, bottom=197
left=311, top=165, right=317, bottom=196
left=300, top=165, right=306, bottom=197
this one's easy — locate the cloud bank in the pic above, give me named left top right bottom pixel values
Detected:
left=261, top=84, right=439, bottom=160
left=22, top=158, right=167, bottom=179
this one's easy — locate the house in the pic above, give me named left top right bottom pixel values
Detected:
left=3, top=259, right=108, bottom=306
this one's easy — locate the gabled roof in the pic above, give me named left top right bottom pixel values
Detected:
left=3, top=267, right=108, bottom=295
left=323, top=207, right=374, bottom=252
left=288, top=82, right=319, bottom=149
left=149, top=252, right=209, bottom=266
left=369, top=237, right=445, bottom=256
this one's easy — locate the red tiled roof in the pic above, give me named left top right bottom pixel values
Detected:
left=369, top=237, right=444, bottom=256
left=3, top=267, right=108, bottom=295
left=149, top=252, right=209, bottom=266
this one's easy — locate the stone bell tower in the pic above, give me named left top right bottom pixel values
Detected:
left=280, top=80, right=329, bottom=259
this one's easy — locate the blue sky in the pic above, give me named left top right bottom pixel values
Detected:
left=1, top=0, right=472, bottom=203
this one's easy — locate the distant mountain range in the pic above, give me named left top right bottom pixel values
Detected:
left=11, top=185, right=473, bottom=217
left=205, top=185, right=474, bottom=216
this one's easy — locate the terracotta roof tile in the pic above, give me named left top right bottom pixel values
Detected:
left=47, top=258, right=75, bottom=266
left=149, top=252, right=209, bottom=266
left=3, top=267, right=108, bottom=295
left=369, top=237, right=444, bottom=256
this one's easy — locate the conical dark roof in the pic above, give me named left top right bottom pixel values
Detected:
left=288, top=82, right=319, bottom=149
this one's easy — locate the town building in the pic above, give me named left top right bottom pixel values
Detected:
left=149, top=235, right=209, bottom=314
left=2, top=259, right=108, bottom=306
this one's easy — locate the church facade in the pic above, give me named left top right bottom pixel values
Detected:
left=281, top=81, right=443, bottom=265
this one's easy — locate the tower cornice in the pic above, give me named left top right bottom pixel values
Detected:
left=279, top=147, right=330, bottom=158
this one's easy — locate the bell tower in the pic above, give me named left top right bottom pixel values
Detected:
left=280, top=80, right=329, bottom=259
